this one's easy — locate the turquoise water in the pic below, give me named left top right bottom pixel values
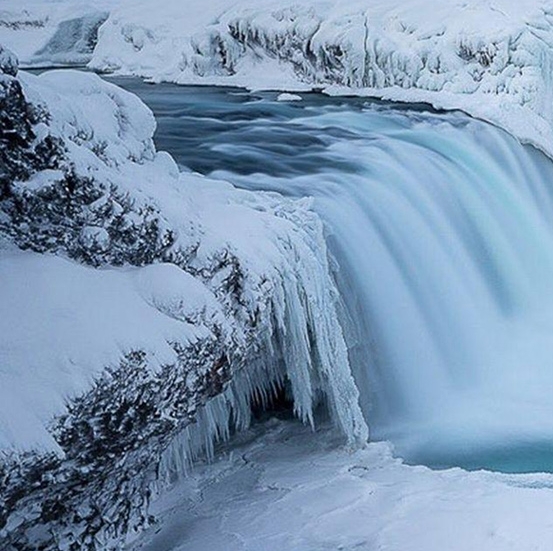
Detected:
left=110, top=78, right=553, bottom=473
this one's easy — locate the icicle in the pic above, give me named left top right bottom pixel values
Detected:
left=158, top=205, right=368, bottom=484
left=158, top=355, right=287, bottom=483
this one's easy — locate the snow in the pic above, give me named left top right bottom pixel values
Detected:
left=277, top=92, right=302, bottom=102
left=86, top=0, right=553, bottom=158
left=0, top=0, right=112, bottom=67
left=0, top=66, right=366, bottom=455
left=4, top=0, right=553, bottom=152
left=20, top=69, right=157, bottom=169
left=134, top=418, right=553, bottom=551
left=0, top=250, right=206, bottom=453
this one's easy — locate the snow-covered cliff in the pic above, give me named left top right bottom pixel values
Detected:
left=3, top=1, right=553, bottom=152
left=0, top=46, right=366, bottom=549
left=87, top=0, right=553, bottom=157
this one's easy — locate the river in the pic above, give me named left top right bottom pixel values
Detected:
left=109, top=77, right=553, bottom=474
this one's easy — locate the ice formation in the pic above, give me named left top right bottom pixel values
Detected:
left=0, top=59, right=367, bottom=453
left=3, top=1, right=553, bottom=155
left=0, top=47, right=366, bottom=548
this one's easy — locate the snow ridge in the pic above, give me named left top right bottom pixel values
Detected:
left=86, top=0, right=553, bottom=157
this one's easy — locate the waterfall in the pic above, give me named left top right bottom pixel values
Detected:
left=199, top=97, right=553, bottom=470
left=307, top=111, right=553, bottom=468
left=116, top=79, right=553, bottom=471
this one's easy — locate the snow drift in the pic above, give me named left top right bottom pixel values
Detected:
left=0, top=47, right=366, bottom=549
left=3, top=0, right=553, bottom=153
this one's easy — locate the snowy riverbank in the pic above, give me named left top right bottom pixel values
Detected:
left=0, top=48, right=365, bottom=548
left=4, top=0, right=553, bottom=157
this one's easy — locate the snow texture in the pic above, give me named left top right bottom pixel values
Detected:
left=135, top=418, right=553, bottom=551
left=0, top=62, right=366, bottom=455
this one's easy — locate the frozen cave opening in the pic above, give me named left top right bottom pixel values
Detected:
left=250, top=383, right=295, bottom=422
left=157, top=368, right=340, bottom=486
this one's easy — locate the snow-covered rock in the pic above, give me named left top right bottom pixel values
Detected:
left=0, top=48, right=366, bottom=549
left=88, top=0, right=553, bottom=156
left=277, top=92, right=302, bottom=102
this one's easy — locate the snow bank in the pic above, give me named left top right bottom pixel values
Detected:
left=86, top=0, right=553, bottom=156
left=0, top=64, right=366, bottom=456
left=4, top=0, right=553, bottom=152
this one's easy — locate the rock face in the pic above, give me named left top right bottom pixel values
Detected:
left=0, top=46, right=366, bottom=550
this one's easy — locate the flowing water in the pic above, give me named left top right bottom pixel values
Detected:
left=110, top=77, right=553, bottom=473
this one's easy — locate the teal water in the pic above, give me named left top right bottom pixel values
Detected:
left=110, top=78, right=553, bottom=474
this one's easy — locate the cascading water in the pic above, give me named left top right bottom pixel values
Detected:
left=112, top=78, right=553, bottom=472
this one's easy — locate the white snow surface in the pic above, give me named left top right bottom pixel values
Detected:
left=0, top=68, right=366, bottom=453
left=0, top=250, right=211, bottom=453
left=132, top=418, right=553, bottom=551
left=86, top=0, right=553, bottom=158
left=4, top=0, right=553, bottom=152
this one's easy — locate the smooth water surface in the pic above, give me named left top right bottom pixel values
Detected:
left=110, top=77, right=553, bottom=473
